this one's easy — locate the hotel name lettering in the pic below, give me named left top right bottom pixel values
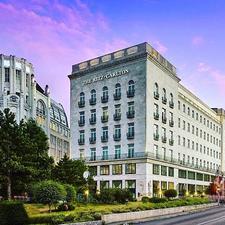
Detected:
left=82, top=69, right=129, bottom=85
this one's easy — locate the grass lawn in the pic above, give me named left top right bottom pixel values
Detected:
left=25, top=197, right=211, bottom=224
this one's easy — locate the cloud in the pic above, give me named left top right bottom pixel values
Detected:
left=197, top=62, right=211, bottom=72
left=153, top=40, right=168, bottom=54
left=0, top=0, right=127, bottom=116
left=192, top=36, right=204, bottom=46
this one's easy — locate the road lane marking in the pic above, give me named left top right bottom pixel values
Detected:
left=197, top=215, right=225, bottom=225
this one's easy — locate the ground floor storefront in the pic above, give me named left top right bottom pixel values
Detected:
left=88, top=158, right=216, bottom=198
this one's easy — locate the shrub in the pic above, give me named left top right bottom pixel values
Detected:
left=57, top=202, right=75, bottom=211
left=149, top=197, right=168, bottom=203
left=141, top=196, right=150, bottom=203
left=0, top=201, right=28, bottom=225
left=164, top=189, right=177, bottom=199
left=64, top=184, right=76, bottom=203
left=113, top=188, right=133, bottom=203
left=97, top=188, right=133, bottom=204
left=32, top=180, right=66, bottom=212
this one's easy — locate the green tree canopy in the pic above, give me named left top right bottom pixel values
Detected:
left=33, top=180, right=66, bottom=212
left=0, top=108, right=54, bottom=200
left=52, top=155, right=93, bottom=192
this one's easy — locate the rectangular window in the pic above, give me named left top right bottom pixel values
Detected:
left=178, top=169, right=187, bottom=178
left=100, top=181, right=109, bottom=189
left=112, top=164, right=122, bottom=175
left=112, top=180, right=122, bottom=188
left=90, top=148, right=96, bottom=161
left=188, top=171, right=195, bottom=180
left=114, top=125, right=121, bottom=137
left=153, top=164, right=160, bottom=175
left=125, top=163, right=136, bottom=174
left=115, top=145, right=121, bottom=159
left=128, top=122, right=134, bottom=135
left=102, top=126, right=108, bottom=138
left=100, top=165, right=110, bottom=175
left=128, top=144, right=134, bottom=158
left=168, top=167, right=174, bottom=177
left=128, top=101, right=134, bottom=112
left=4, top=67, right=10, bottom=82
left=197, top=173, right=203, bottom=181
left=102, top=146, right=108, bottom=160
left=161, top=166, right=167, bottom=176
left=115, top=104, right=121, bottom=115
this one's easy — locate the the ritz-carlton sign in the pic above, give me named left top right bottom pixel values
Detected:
left=82, top=69, right=129, bottom=85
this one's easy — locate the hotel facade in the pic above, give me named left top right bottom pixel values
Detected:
left=69, top=42, right=225, bottom=197
left=0, top=54, right=70, bottom=162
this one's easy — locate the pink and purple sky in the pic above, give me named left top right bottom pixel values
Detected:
left=1, top=0, right=225, bottom=117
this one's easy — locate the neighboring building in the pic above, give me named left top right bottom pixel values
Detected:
left=0, top=54, right=70, bottom=162
left=69, top=42, right=225, bottom=198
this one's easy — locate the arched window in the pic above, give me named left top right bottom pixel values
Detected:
left=115, top=83, right=121, bottom=95
left=155, top=83, right=159, bottom=93
left=36, top=100, right=46, bottom=117
left=169, top=93, right=174, bottom=108
left=90, top=89, right=96, bottom=105
left=102, top=86, right=108, bottom=98
left=80, top=92, right=85, bottom=101
left=114, top=83, right=121, bottom=100
left=127, top=80, right=135, bottom=97
left=154, top=83, right=159, bottom=99
left=102, top=86, right=108, bottom=103
left=78, top=92, right=85, bottom=107
left=91, top=89, right=96, bottom=99
left=170, top=93, right=173, bottom=102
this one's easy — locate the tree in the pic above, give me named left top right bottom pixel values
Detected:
left=0, top=109, right=54, bottom=200
left=0, top=109, right=25, bottom=200
left=164, top=189, right=177, bottom=199
left=33, top=180, right=66, bottom=212
left=52, top=155, right=92, bottom=191
left=64, top=184, right=76, bottom=202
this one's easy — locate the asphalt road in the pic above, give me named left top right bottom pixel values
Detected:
left=131, top=206, right=225, bottom=225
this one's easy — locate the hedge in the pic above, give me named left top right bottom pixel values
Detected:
left=0, top=201, right=28, bottom=225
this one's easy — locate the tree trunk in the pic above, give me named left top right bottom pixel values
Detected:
left=7, top=170, right=11, bottom=200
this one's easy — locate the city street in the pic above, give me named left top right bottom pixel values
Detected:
left=133, top=206, right=225, bottom=225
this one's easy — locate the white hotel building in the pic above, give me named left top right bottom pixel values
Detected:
left=69, top=42, right=225, bottom=197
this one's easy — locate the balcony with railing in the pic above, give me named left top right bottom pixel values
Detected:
left=89, top=98, right=96, bottom=105
left=154, top=112, right=159, bottom=120
left=114, top=113, right=121, bottom=121
left=154, top=92, right=159, bottom=100
left=78, top=138, right=85, bottom=145
left=113, top=134, right=121, bottom=141
left=78, top=152, right=218, bottom=174
left=78, top=101, right=85, bottom=108
left=127, top=90, right=135, bottom=98
left=101, top=115, right=108, bottom=123
left=89, top=117, right=96, bottom=125
left=89, top=137, right=96, bottom=144
left=114, top=92, right=121, bottom=100
left=127, top=110, right=135, bottom=119
left=101, top=135, right=108, bottom=143
left=127, top=132, right=134, bottom=139
left=78, top=119, right=85, bottom=127
left=101, top=95, right=108, bottom=103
